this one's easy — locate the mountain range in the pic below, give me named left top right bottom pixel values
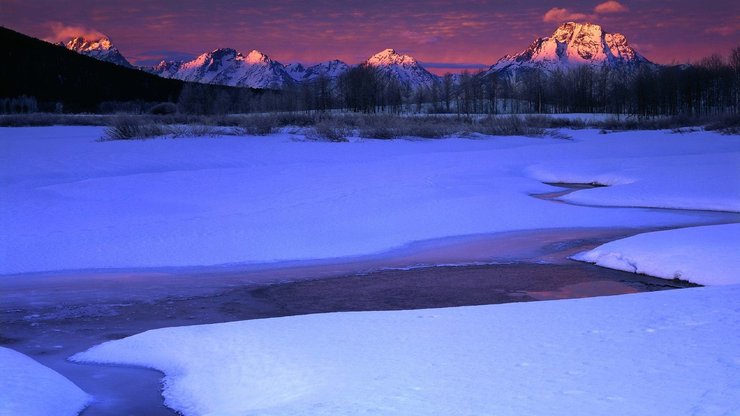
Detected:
left=149, top=48, right=294, bottom=89
left=59, top=22, right=655, bottom=90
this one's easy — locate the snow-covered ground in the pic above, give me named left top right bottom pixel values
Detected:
left=573, top=223, right=740, bottom=285
left=2, top=126, right=739, bottom=415
left=1, top=127, right=738, bottom=275
left=72, top=285, right=740, bottom=416
left=0, top=347, right=89, bottom=416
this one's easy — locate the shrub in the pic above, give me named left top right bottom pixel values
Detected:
left=239, top=115, right=278, bottom=135
left=527, top=115, right=587, bottom=129
left=359, top=124, right=396, bottom=139
left=0, top=113, right=110, bottom=127
left=595, top=114, right=711, bottom=132
left=358, top=115, right=399, bottom=139
left=479, top=115, right=545, bottom=136
left=545, top=129, right=573, bottom=140
left=148, top=102, right=178, bottom=115
left=312, top=119, right=350, bottom=142
left=705, top=114, right=740, bottom=135
left=398, top=116, right=460, bottom=138
left=355, top=114, right=465, bottom=139
left=275, top=112, right=316, bottom=127
left=102, top=116, right=166, bottom=140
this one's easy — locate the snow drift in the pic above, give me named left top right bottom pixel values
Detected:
left=0, top=347, right=89, bottom=416
left=572, top=223, right=740, bottom=285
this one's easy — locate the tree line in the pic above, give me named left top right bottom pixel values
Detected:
left=175, top=47, right=739, bottom=117
left=474, top=48, right=739, bottom=117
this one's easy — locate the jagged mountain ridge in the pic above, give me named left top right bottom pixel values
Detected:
left=151, top=50, right=351, bottom=89
left=59, top=36, right=133, bottom=68
left=487, top=22, right=653, bottom=76
left=149, top=48, right=295, bottom=89
left=151, top=47, right=439, bottom=90
left=59, top=33, right=439, bottom=90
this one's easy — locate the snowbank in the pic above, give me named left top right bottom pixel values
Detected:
left=527, top=131, right=740, bottom=212
left=1, top=127, right=738, bottom=274
left=572, top=223, right=740, bottom=285
left=0, top=347, right=89, bottom=415
left=72, top=285, right=740, bottom=416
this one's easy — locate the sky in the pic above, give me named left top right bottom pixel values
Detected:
left=1, top=0, right=738, bottom=74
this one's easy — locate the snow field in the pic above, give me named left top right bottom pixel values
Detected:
left=1, top=127, right=738, bottom=274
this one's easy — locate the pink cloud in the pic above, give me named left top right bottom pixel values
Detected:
left=543, top=1, right=629, bottom=24
left=44, top=22, right=106, bottom=42
left=594, top=1, right=629, bottom=14
left=542, top=8, right=591, bottom=23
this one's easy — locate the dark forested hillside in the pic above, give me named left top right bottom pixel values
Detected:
left=0, top=27, right=188, bottom=111
left=0, top=27, right=269, bottom=113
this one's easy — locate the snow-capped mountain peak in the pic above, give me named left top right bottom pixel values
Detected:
left=59, top=35, right=132, bottom=67
left=244, top=49, right=270, bottom=64
left=364, top=49, right=438, bottom=90
left=366, top=48, right=418, bottom=67
left=487, top=22, right=651, bottom=76
left=64, top=36, right=113, bottom=52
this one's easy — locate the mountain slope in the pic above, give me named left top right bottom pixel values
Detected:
left=150, top=49, right=294, bottom=89
left=286, top=60, right=350, bottom=83
left=59, top=35, right=133, bottom=67
left=487, top=22, right=653, bottom=76
left=364, top=49, right=439, bottom=90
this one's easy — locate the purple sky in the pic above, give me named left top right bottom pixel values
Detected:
left=2, top=0, right=738, bottom=73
